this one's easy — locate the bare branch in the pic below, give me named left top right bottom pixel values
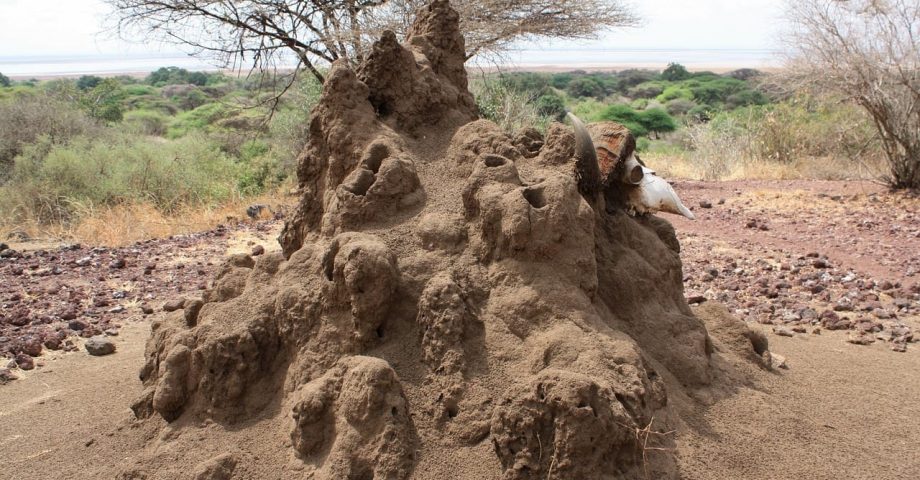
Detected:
left=782, top=0, right=920, bottom=190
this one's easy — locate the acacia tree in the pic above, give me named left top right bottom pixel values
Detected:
left=106, top=0, right=637, bottom=85
left=785, top=0, right=920, bottom=190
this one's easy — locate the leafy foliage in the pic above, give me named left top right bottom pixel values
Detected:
left=662, top=62, right=690, bottom=81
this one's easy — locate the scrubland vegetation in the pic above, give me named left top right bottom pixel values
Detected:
left=472, top=63, right=885, bottom=180
left=0, top=62, right=888, bottom=244
left=0, top=67, right=321, bottom=243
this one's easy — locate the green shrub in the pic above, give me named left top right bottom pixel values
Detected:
left=636, top=137, right=651, bottom=152
left=472, top=79, right=547, bottom=132
left=0, top=72, right=10, bottom=88
left=642, top=108, right=678, bottom=137
left=726, top=89, right=769, bottom=109
left=123, top=85, right=156, bottom=96
left=550, top=73, right=574, bottom=90
left=666, top=98, right=696, bottom=116
left=629, top=81, right=667, bottom=99
left=656, top=85, right=694, bottom=103
left=615, top=69, right=658, bottom=92
left=570, top=98, right=608, bottom=122
left=500, top=72, right=551, bottom=94
left=598, top=104, right=649, bottom=137
left=174, top=89, right=209, bottom=111
left=0, top=133, right=242, bottom=223
left=684, top=96, right=882, bottom=174
left=566, top=77, right=605, bottom=99
left=597, top=104, right=678, bottom=138
left=123, top=109, right=170, bottom=136
left=76, top=75, right=103, bottom=90
left=146, top=67, right=216, bottom=87
left=0, top=94, right=100, bottom=179
left=662, top=63, right=690, bottom=82
left=688, top=105, right=714, bottom=122
left=167, top=103, right=230, bottom=138
left=536, top=93, right=566, bottom=120
left=631, top=98, right=650, bottom=110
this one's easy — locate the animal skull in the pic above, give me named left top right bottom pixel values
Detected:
left=567, top=113, right=695, bottom=220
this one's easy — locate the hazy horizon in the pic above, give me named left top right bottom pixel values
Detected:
left=0, top=0, right=786, bottom=76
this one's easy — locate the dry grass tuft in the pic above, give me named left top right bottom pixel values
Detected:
left=644, top=151, right=886, bottom=182
left=0, top=189, right=293, bottom=248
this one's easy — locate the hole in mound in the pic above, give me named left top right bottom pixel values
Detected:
left=363, top=143, right=390, bottom=173
left=446, top=405, right=459, bottom=419
left=322, top=241, right=339, bottom=281
left=482, top=154, right=509, bottom=168
left=523, top=186, right=547, bottom=209
left=376, top=325, right=385, bottom=338
left=344, top=169, right=376, bottom=196
left=369, top=94, right=391, bottom=118
left=391, top=406, right=398, bottom=417
left=748, top=331, right=769, bottom=355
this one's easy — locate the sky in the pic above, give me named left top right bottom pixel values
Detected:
left=0, top=0, right=786, bottom=72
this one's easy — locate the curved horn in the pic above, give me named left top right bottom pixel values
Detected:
left=567, top=112, right=601, bottom=198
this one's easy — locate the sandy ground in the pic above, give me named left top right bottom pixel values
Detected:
left=679, top=323, right=920, bottom=479
left=0, top=321, right=147, bottom=479
left=3, top=318, right=918, bottom=479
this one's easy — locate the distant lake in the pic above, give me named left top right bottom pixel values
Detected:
left=0, top=48, right=779, bottom=78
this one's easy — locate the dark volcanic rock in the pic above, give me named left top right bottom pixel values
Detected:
left=15, top=353, right=35, bottom=370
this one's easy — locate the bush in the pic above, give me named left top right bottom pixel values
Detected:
left=550, top=73, right=574, bottom=90
left=598, top=104, right=649, bottom=137
left=684, top=96, right=882, bottom=176
left=566, top=77, right=605, bottom=99
left=598, top=104, right=678, bottom=138
left=76, top=75, right=103, bottom=90
left=500, top=72, right=551, bottom=94
left=726, top=69, right=763, bottom=81
left=0, top=133, right=243, bottom=223
left=688, top=105, right=714, bottom=122
left=167, top=103, right=230, bottom=138
left=472, top=79, right=547, bottom=132
left=631, top=98, right=650, bottom=110
left=726, top=90, right=769, bottom=109
left=146, top=67, right=215, bottom=87
left=123, top=109, right=170, bottom=136
left=629, top=81, right=667, bottom=99
left=657, top=85, right=693, bottom=103
left=123, top=85, right=157, bottom=96
left=0, top=72, right=12, bottom=87
left=615, top=69, right=658, bottom=91
left=636, top=137, right=651, bottom=152
left=642, top=108, right=678, bottom=137
left=662, top=63, right=690, bottom=81
left=0, top=95, right=100, bottom=179
left=666, top=98, right=696, bottom=116
left=536, top=93, right=566, bottom=120
left=570, top=98, right=609, bottom=123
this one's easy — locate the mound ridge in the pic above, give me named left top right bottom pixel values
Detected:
left=124, top=2, right=761, bottom=478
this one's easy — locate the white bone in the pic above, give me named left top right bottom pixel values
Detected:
left=629, top=166, right=695, bottom=219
